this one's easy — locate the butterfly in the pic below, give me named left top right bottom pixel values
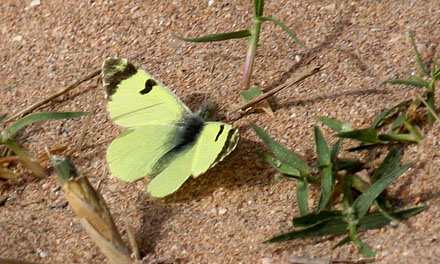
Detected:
left=101, top=58, right=239, bottom=197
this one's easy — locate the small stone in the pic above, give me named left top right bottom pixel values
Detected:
left=218, top=208, right=228, bottom=215
left=295, top=55, right=301, bottom=62
left=28, top=0, right=40, bottom=8
left=262, top=257, right=272, bottom=264
left=12, top=35, right=22, bottom=41
left=416, top=43, right=426, bottom=54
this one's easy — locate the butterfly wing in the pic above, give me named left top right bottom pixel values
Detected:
left=102, top=58, right=190, bottom=127
left=102, top=58, right=188, bottom=181
left=106, top=125, right=177, bottom=182
left=147, top=122, right=239, bottom=197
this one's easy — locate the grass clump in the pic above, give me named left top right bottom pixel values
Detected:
left=0, top=111, right=88, bottom=179
left=251, top=123, right=426, bottom=257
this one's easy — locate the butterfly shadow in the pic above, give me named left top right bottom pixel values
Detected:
left=158, top=125, right=287, bottom=203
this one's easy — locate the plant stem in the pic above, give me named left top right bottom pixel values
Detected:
left=241, top=18, right=262, bottom=90
left=5, top=139, right=46, bottom=177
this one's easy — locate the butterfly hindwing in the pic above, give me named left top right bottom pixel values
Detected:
left=106, top=125, right=177, bottom=182
left=102, top=58, right=190, bottom=127
left=147, top=123, right=238, bottom=197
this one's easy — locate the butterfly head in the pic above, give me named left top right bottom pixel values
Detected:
left=196, top=102, right=217, bottom=121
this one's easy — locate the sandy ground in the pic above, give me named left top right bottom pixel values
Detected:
left=1, top=0, right=440, bottom=263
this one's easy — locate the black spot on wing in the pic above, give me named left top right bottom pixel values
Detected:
left=102, top=58, right=137, bottom=97
left=214, top=125, right=225, bottom=142
left=140, top=79, right=157, bottom=95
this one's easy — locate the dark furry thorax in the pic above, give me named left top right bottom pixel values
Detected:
left=175, top=114, right=205, bottom=151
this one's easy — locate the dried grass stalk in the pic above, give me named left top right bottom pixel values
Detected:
left=52, top=155, right=132, bottom=264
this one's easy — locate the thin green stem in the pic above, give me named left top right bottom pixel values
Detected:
left=5, top=139, right=46, bottom=177
left=241, top=18, right=262, bottom=90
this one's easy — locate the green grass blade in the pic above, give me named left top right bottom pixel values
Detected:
left=265, top=217, right=347, bottom=243
left=426, top=91, right=436, bottom=124
left=337, top=128, right=379, bottom=144
left=315, top=116, right=353, bottom=133
left=353, top=161, right=414, bottom=217
left=410, top=33, right=429, bottom=76
left=402, top=117, right=423, bottom=141
left=370, top=100, right=411, bottom=129
left=358, top=206, right=427, bottom=230
left=251, top=123, right=309, bottom=176
left=7, top=111, right=89, bottom=137
left=317, top=167, right=333, bottom=212
left=337, top=158, right=362, bottom=172
left=0, top=114, right=6, bottom=122
left=258, top=16, right=306, bottom=48
left=296, top=180, right=309, bottom=216
left=342, top=174, right=353, bottom=211
left=384, top=79, right=428, bottom=88
left=391, top=113, right=405, bottom=131
left=371, top=148, right=402, bottom=183
left=254, top=0, right=264, bottom=17
left=314, top=127, right=331, bottom=166
left=255, top=152, right=301, bottom=177
left=378, top=133, right=421, bottom=143
left=353, top=237, right=376, bottom=257
left=330, top=139, right=343, bottom=164
left=174, top=30, right=251, bottom=43
left=333, top=236, right=351, bottom=249
left=292, top=211, right=342, bottom=227
left=241, top=87, right=263, bottom=103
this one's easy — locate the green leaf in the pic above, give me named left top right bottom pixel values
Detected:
left=241, top=87, right=263, bottom=103
left=255, top=152, right=300, bottom=177
left=317, top=167, right=333, bottom=212
left=265, top=217, right=347, bottom=243
left=383, top=79, right=428, bottom=88
left=174, top=30, right=251, bottom=43
left=7, top=112, right=89, bottom=138
left=371, top=148, right=402, bottom=183
left=292, top=210, right=342, bottom=227
left=342, top=174, right=353, bottom=211
left=370, top=100, right=411, bottom=129
left=251, top=123, right=309, bottom=176
left=410, top=33, right=429, bottom=76
left=254, top=0, right=264, bottom=17
left=296, top=180, right=309, bottom=216
left=426, top=91, right=437, bottom=125
left=0, top=114, right=6, bottom=122
left=330, top=139, right=343, bottom=164
left=51, top=155, right=80, bottom=182
left=258, top=16, right=305, bottom=48
left=378, top=133, right=420, bottom=143
left=337, top=128, right=379, bottom=144
left=353, top=237, right=376, bottom=257
left=402, top=117, right=423, bottom=141
left=352, top=161, right=414, bottom=217
left=336, top=158, right=362, bottom=172
left=315, top=116, right=353, bottom=133
left=333, top=236, right=351, bottom=249
left=358, top=206, right=427, bottom=230
left=314, top=127, right=331, bottom=166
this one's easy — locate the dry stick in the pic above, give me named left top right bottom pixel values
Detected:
left=229, top=63, right=323, bottom=118
left=75, top=88, right=98, bottom=152
left=417, top=94, right=440, bottom=122
left=124, top=218, right=141, bottom=260
left=6, top=69, right=101, bottom=122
